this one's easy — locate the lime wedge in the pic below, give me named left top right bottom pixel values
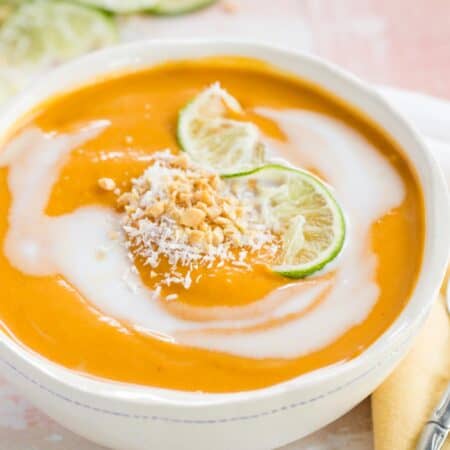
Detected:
left=0, top=0, right=117, bottom=67
left=226, top=164, right=346, bottom=278
left=75, top=0, right=158, bottom=13
left=151, top=0, right=217, bottom=15
left=177, top=83, right=265, bottom=175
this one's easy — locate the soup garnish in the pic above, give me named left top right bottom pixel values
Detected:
left=110, top=85, right=346, bottom=292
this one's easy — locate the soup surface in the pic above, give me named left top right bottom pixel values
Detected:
left=0, top=57, right=423, bottom=393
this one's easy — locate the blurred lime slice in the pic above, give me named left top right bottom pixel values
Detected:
left=75, top=0, right=158, bottom=13
left=0, top=0, right=117, bottom=67
left=226, top=164, right=346, bottom=278
left=151, top=0, right=217, bottom=15
left=177, top=83, right=265, bottom=175
left=0, top=74, right=16, bottom=105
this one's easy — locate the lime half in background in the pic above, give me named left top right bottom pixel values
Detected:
left=226, top=165, right=346, bottom=278
left=0, top=0, right=117, bottom=67
left=177, top=83, right=265, bottom=175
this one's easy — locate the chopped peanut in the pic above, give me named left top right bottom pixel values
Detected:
left=178, top=192, right=192, bottom=205
left=214, top=216, right=232, bottom=227
left=212, top=227, right=224, bottom=245
left=145, top=201, right=166, bottom=219
left=194, top=189, right=214, bottom=205
left=199, top=222, right=210, bottom=232
left=195, top=201, right=208, bottom=212
left=98, top=177, right=116, bottom=191
left=167, top=205, right=182, bottom=221
left=177, top=182, right=191, bottom=194
left=180, top=207, right=206, bottom=227
left=206, top=205, right=222, bottom=219
left=188, top=229, right=204, bottom=245
left=209, top=175, right=219, bottom=189
left=223, top=203, right=237, bottom=221
left=117, top=192, right=133, bottom=207
left=118, top=150, right=277, bottom=292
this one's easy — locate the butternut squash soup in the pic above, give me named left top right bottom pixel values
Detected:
left=0, top=57, right=423, bottom=393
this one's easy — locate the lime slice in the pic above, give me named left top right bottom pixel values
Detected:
left=177, top=83, right=265, bottom=176
left=226, top=164, right=346, bottom=278
left=151, top=0, right=217, bottom=15
left=0, top=0, right=117, bottom=67
left=75, top=0, right=158, bottom=13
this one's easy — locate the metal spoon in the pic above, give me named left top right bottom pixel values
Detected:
left=415, top=283, right=450, bottom=450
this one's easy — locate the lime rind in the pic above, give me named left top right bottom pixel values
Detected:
left=75, top=0, right=158, bottom=13
left=227, top=164, right=346, bottom=278
left=0, top=0, right=118, bottom=67
left=177, top=83, right=265, bottom=176
left=75, top=0, right=215, bottom=14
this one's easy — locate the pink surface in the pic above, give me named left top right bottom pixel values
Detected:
left=119, top=0, right=450, bottom=99
left=304, top=0, right=450, bottom=99
left=1, top=1, right=449, bottom=448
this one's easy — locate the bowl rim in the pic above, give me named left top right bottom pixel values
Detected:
left=0, top=39, right=448, bottom=407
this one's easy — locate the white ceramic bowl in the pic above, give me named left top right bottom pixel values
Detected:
left=0, top=41, right=448, bottom=450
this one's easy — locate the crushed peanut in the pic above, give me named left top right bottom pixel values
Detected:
left=145, top=201, right=166, bottom=219
left=180, top=207, right=206, bottom=227
left=212, top=227, right=224, bottom=245
left=112, top=150, right=278, bottom=292
left=188, top=229, right=204, bottom=246
left=98, top=177, right=116, bottom=191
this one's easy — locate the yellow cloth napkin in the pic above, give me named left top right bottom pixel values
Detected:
left=372, top=294, right=450, bottom=450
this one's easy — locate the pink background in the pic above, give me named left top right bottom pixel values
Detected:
left=1, top=0, right=449, bottom=448
left=301, top=0, right=450, bottom=100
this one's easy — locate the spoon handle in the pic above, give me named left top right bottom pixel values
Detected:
left=416, top=384, right=450, bottom=450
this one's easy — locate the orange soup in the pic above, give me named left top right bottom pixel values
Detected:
left=0, top=57, right=423, bottom=393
